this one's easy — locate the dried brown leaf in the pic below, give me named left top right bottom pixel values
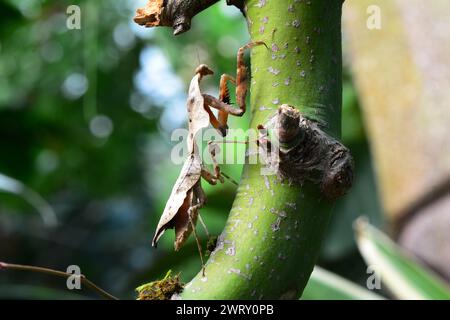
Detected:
left=152, top=70, right=209, bottom=249
left=152, top=153, right=201, bottom=248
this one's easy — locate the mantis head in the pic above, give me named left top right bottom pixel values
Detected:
left=195, top=64, right=214, bottom=79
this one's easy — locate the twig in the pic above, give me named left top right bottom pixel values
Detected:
left=0, top=261, right=119, bottom=300
left=134, top=0, right=220, bottom=35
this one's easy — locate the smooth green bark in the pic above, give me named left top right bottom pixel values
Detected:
left=181, top=0, right=343, bottom=299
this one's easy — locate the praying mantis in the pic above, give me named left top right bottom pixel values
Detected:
left=152, top=41, right=266, bottom=275
left=151, top=38, right=352, bottom=277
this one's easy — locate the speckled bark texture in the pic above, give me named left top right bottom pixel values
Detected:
left=180, top=0, right=343, bottom=299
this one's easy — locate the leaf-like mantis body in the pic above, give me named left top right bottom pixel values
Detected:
left=152, top=150, right=202, bottom=249
left=186, top=72, right=210, bottom=153
left=152, top=65, right=214, bottom=248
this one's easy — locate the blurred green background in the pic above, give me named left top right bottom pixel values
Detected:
left=0, top=0, right=383, bottom=299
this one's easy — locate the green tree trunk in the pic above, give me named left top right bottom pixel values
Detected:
left=181, top=0, right=343, bottom=299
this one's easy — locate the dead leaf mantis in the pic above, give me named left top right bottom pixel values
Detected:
left=152, top=41, right=267, bottom=275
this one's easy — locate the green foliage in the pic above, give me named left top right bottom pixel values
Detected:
left=355, top=219, right=450, bottom=300
left=302, top=266, right=383, bottom=300
left=0, top=0, right=155, bottom=299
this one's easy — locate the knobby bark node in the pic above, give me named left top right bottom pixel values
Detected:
left=134, top=0, right=220, bottom=35
left=260, top=105, right=354, bottom=200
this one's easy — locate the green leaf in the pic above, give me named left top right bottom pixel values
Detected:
left=302, top=266, right=384, bottom=300
left=354, top=218, right=450, bottom=299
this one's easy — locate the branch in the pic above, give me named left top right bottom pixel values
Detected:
left=0, top=261, right=119, bottom=300
left=180, top=0, right=345, bottom=299
left=132, top=0, right=347, bottom=300
left=134, top=0, right=221, bottom=35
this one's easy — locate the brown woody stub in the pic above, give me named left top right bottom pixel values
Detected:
left=261, top=104, right=354, bottom=200
left=276, top=104, right=302, bottom=149
left=134, top=0, right=220, bottom=35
